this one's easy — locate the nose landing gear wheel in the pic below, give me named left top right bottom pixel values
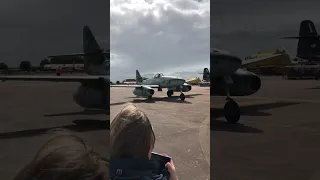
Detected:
left=180, top=93, right=185, bottom=101
left=224, top=100, right=240, bottom=124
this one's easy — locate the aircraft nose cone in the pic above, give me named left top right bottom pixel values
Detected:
left=149, top=89, right=154, bottom=95
left=251, top=76, right=261, bottom=91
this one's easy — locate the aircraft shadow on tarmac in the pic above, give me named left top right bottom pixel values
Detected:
left=44, top=109, right=109, bottom=117
left=109, top=94, right=203, bottom=106
left=305, top=86, right=320, bottom=90
left=0, top=119, right=110, bottom=140
left=211, top=101, right=300, bottom=133
left=124, top=93, right=203, bottom=104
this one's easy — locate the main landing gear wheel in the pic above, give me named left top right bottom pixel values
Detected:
left=179, top=93, right=185, bottom=101
left=167, top=90, right=173, bottom=97
left=148, top=96, right=152, bottom=100
left=224, top=100, right=240, bottom=124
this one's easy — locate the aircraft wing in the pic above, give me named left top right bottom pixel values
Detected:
left=48, top=53, right=86, bottom=58
left=0, top=75, right=109, bottom=82
left=242, top=54, right=283, bottom=66
left=280, top=36, right=319, bottom=40
left=48, top=51, right=109, bottom=58
left=111, top=84, right=159, bottom=88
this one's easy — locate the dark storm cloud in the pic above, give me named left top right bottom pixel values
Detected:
left=211, top=1, right=320, bottom=58
left=0, top=0, right=109, bottom=67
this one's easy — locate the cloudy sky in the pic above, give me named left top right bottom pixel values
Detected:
left=0, top=0, right=109, bottom=66
left=110, top=0, right=210, bottom=82
left=211, top=1, right=320, bottom=60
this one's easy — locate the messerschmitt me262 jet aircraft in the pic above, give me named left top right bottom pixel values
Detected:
left=111, top=70, right=192, bottom=101
left=209, top=48, right=262, bottom=124
left=0, top=26, right=111, bottom=113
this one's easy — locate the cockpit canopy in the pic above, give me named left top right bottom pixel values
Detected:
left=154, top=73, right=164, bottom=78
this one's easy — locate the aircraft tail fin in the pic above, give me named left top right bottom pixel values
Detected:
left=48, top=26, right=109, bottom=75
left=296, top=20, right=320, bottom=59
left=82, top=26, right=108, bottom=75
left=299, top=20, right=318, bottom=37
left=279, top=20, right=320, bottom=60
left=136, top=70, right=143, bottom=83
left=83, top=26, right=101, bottom=54
left=279, top=20, right=318, bottom=39
left=203, top=68, right=210, bottom=81
left=198, top=68, right=210, bottom=81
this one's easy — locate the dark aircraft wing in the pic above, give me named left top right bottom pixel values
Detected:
left=279, top=36, right=320, bottom=40
left=279, top=36, right=302, bottom=39
left=48, top=51, right=109, bottom=58
left=48, top=53, right=87, bottom=58
left=0, top=75, right=109, bottom=82
left=111, top=84, right=159, bottom=88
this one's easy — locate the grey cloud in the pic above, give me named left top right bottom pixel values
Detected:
left=111, top=0, right=210, bottom=81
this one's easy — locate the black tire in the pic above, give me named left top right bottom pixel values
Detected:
left=224, top=100, right=240, bottom=124
left=167, top=90, right=173, bottom=97
left=180, top=93, right=185, bottom=101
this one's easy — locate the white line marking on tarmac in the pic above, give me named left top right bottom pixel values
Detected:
left=199, top=115, right=210, bottom=166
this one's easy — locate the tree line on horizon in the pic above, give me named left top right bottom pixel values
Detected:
left=0, top=56, right=84, bottom=72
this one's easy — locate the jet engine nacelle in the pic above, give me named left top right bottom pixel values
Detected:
left=173, top=83, right=192, bottom=92
left=211, top=68, right=261, bottom=96
left=133, top=86, right=155, bottom=97
left=73, top=85, right=106, bottom=109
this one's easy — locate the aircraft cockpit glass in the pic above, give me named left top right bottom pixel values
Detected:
left=154, top=73, right=164, bottom=78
